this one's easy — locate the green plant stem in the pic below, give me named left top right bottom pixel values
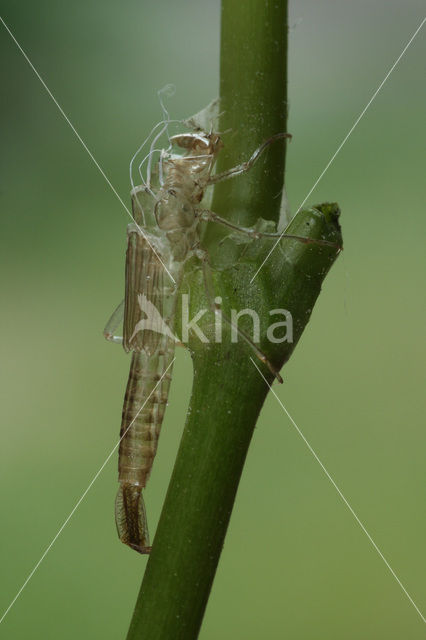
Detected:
left=126, top=2, right=341, bottom=639
left=206, top=0, right=288, bottom=249
left=126, top=354, right=272, bottom=640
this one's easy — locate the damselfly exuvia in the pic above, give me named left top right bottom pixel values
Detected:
left=104, top=96, right=338, bottom=553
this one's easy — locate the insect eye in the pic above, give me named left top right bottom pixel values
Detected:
left=194, top=140, right=209, bottom=152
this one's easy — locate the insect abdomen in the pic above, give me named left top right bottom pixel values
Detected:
left=115, top=337, right=174, bottom=553
left=118, top=345, right=174, bottom=487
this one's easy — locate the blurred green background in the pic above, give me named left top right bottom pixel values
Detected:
left=1, top=1, right=425, bottom=638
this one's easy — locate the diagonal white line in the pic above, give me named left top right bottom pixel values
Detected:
left=250, top=16, right=426, bottom=283
left=0, top=16, right=176, bottom=284
left=250, top=357, right=426, bottom=624
left=0, top=357, right=176, bottom=626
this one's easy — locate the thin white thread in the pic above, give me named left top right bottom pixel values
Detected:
left=0, top=16, right=176, bottom=284
left=250, top=17, right=426, bottom=283
left=250, top=357, right=426, bottom=624
left=0, top=357, right=175, bottom=625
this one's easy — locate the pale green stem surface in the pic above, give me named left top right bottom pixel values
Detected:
left=126, top=2, right=342, bottom=638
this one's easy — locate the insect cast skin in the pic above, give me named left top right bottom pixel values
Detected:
left=154, top=132, right=223, bottom=260
left=116, top=340, right=174, bottom=553
left=107, top=127, right=341, bottom=553
left=115, top=133, right=224, bottom=552
left=110, top=132, right=224, bottom=553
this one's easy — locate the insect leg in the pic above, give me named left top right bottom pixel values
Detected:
left=103, top=299, right=124, bottom=344
left=196, top=249, right=283, bottom=383
left=207, top=133, right=291, bottom=185
left=197, top=209, right=341, bottom=249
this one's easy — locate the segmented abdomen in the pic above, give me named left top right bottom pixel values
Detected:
left=118, top=336, right=175, bottom=487
left=116, top=222, right=178, bottom=552
left=115, top=335, right=175, bottom=553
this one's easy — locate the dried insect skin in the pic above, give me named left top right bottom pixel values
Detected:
left=115, top=483, right=150, bottom=553
left=114, top=133, right=224, bottom=553
left=123, top=227, right=171, bottom=354
left=118, top=346, right=174, bottom=488
left=111, top=123, right=337, bottom=553
left=155, top=133, right=223, bottom=261
left=116, top=341, right=174, bottom=553
left=115, top=224, right=176, bottom=552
